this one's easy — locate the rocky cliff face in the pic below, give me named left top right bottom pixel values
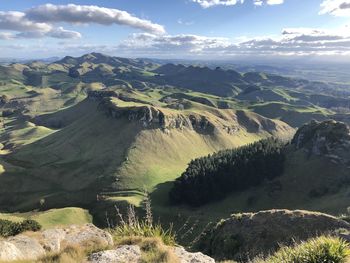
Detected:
left=292, top=120, right=350, bottom=165
left=90, top=91, right=292, bottom=137
left=99, top=98, right=216, bottom=133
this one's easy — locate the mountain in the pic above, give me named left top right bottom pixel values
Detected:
left=1, top=52, right=349, bottom=130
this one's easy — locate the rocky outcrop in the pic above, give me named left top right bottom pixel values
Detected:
left=0, top=224, right=113, bottom=262
left=100, top=98, right=216, bottom=133
left=173, top=246, right=215, bottom=263
left=292, top=120, right=350, bottom=164
left=196, top=209, right=350, bottom=261
left=88, top=245, right=142, bottom=263
left=0, top=223, right=215, bottom=263
left=87, top=245, right=215, bottom=263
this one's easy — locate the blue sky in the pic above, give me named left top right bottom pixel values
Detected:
left=0, top=0, right=350, bottom=59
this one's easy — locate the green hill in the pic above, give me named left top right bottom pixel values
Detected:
left=0, top=89, right=293, bottom=212
left=1, top=53, right=350, bottom=230
left=164, top=120, right=350, bottom=218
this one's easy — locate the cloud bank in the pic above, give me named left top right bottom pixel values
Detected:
left=0, top=4, right=165, bottom=40
left=115, top=26, right=350, bottom=58
left=320, top=0, right=350, bottom=16
left=26, top=4, right=165, bottom=34
left=192, top=0, right=284, bottom=8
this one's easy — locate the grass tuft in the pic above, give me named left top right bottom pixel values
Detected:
left=255, top=236, right=350, bottom=263
left=112, top=195, right=176, bottom=246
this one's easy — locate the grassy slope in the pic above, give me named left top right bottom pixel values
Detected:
left=149, top=147, right=350, bottom=243
left=0, top=207, right=92, bottom=229
left=0, top=95, right=293, bottom=212
left=251, top=102, right=332, bottom=127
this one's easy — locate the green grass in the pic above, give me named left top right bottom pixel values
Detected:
left=257, top=236, right=350, bottom=263
left=0, top=207, right=92, bottom=229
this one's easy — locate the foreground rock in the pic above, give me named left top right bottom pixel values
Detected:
left=0, top=223, right=215, bottom=263
left=196, top=209, right=350, bottom=261
left=87, top=245, right=142, bottom=263
left=87, top=245, right=215, bottom=263
left=0, top=224, right=113, bottom=261
left=173, top=246, right=215, bottom=263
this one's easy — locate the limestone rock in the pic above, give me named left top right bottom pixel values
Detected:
left=40, top=228, right=66, bottom=253
left=0, top=241, right=24, bottom=261
left=87, top=245, right=142, bottom=263
left=64, top=224, right=114, bottom=248
left=7, top=235, right=46, bottom=260
left=0, top=224, right=113, bottom=262
left=173, top=246, right=215, bottom=263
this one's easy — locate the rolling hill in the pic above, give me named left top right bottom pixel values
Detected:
left=0, top=88, right=293, bottom=212
left=0, top=52, right=350, bottom=229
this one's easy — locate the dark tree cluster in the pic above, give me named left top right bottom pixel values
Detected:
left=0, top=219, right=42, bottom=237
left=169, top=138, right=286, bottom=206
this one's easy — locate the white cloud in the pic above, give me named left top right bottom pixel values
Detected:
left=48, top=27, right=82, bottom=39
left=26, top=4, right=165, bottom=34
left=192, top=0, right=283, bottom=7
left=191, top=0, right=244, bottom=8
left=119, top=33, right=230, bottom=55
left=267, top=0, right=284, bottom=5
left=114, top=26, right=350, bottom=58
left=4, top=26, right=350, bottom=60
left=177, top=19, right=194, bottom=26
left=0, top=32, right=15, bottom=40
left=0, top=10, right=81, bottom=39
left=254, top=0, right=284, bottom=6
left=0, top=4, right=165, bottom=41
left=0, top=11, right=52, bottom=32
left=320, top=0, right=350, bottom=16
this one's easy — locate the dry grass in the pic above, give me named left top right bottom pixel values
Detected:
left=116, top=236, right=179, bottom=263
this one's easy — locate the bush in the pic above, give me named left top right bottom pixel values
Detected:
left=0, top=219, right=19, bottom=237
left=0, top=218, right=42, bottom=237
left=257, top=236, right=350, bottom=263
left=20, top=219, right=42, bottom=232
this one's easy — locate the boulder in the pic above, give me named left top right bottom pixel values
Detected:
left=87, top=245, right=142, bottom=263
left=40, top=228, right=66, bottom=253
left=0, top=224, right=113, bottom=262
left=173, top=246, right=215, bottom=263
left=0, top=241, right=24, bottom=261
left=87, top=245, right=216, bottom=263
left=64, top=224, right=114, bottom=248
left=7, top=235, right=46, bottom=260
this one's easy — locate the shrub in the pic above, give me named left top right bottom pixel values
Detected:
left=0, top=218, right=42, bottom=237
left=20, top=219, right=42, bottom=232
left=257, top=236, right=350, bottom=263
left=0, top=219, right=20, bottom=237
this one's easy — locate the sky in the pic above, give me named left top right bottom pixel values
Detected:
left=0, top=0, right=350, bottom=60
